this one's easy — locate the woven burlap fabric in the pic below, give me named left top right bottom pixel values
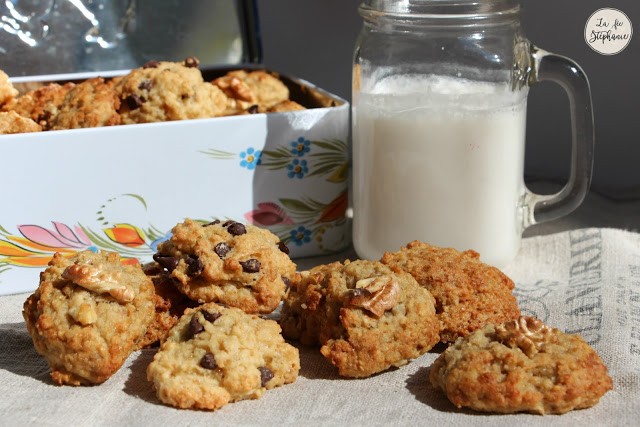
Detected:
left=1, top=228, right=638, bottom=426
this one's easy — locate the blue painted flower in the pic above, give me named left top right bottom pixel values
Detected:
left=290, top=226, right=312, bottom=246
left=239, top=147, right=262, bottom=170
left=149, top=232, right=172, bottom=252
left=287, top=159, right=308, bottom=179
left=290, top=137, right=311, bottom=157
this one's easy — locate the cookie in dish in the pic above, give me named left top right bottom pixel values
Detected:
left=0, top=110, right=42, bottom=134
left=115, top=57, right=227, bottom=124
left=2, top=82, right=75, bottom=129
left=49, top=77, right=121, bottom=130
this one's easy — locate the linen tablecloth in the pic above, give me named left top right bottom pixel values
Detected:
left=1, top=227, right=639, bottom=426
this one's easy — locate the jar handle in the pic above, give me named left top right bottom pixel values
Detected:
left=522, top=47, right=595, bottom=228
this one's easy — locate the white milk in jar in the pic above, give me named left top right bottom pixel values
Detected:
left=352, top=74, right=529, bottom=266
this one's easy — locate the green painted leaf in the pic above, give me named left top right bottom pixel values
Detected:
left=327, top=163, right=349, bottom=183
left=262, top=148, right=293, bottom=159
left=308, top=163, right=337, bottom=177
left=259, top=158, right=291, bottom=169
left=312, top=139, right=346, bottom=152
left=199, top=148, right=236, bottom=159
left=280, top=198, right=315, bottom=213
left=122, top=194, right=148, bottom=210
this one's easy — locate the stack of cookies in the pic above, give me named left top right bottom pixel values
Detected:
left=22, top=222, right=613, bottom=415
left=23, top=219, right=300, bottom=410
left=0, top=58, right=305, bottom=135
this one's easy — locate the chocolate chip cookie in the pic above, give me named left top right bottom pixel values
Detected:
left=381, top=241, right=520, bottom=342
left=429, top=316, right=613, bottom=414
left=116, top=58, right=227, bottom=124
left=22, top=250, right=155, bottom=385
left=147, top=302, right=300, bottom=410
left=154, top=219, right=296, bottom=314
left=280, top=259, right=440, bottom=378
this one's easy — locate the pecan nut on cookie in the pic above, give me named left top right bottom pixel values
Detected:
left=212, top=69, right=291, bottom=115
left=381, top=241, right=521, bottom=342
left=153, top=219, right=296, bottom=314
left=23, top=250, right=155, bottom=385
left=147, top=302, right=300, bottom=410
left=280, top=259, right=440, bottom=378
left=429, top=316, right=613, bottom=414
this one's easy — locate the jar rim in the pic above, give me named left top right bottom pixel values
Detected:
left=359, top=0, right=521, bottom=21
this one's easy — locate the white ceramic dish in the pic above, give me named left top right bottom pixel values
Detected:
left=0, top=72, right=350, bottom=295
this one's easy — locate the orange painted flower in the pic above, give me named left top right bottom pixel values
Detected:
left=317, top=191, right=348, bottom=223
left=104, top=224, right=146, bottom=247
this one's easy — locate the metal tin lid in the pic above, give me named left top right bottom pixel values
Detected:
left=0, top=0, right=261, bottom=77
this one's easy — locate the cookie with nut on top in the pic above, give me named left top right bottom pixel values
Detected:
left=22, top=250, right=155, bottom=385
left=154, top=218, right=296, bottom=314
left=146, top=302, right=300, bottom=410
left=429, top=316, right=613, bottom=414
left=279, top=259, right=440, bottom=378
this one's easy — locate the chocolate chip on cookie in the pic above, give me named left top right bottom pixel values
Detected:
left=214, top=242, right=230, bottom=258
left=200, top=353, right=217, bottom=370
left=202, top=310, right=221, bottom=323
left=153, top=254, right=179, bottom=272
left=277, top=241, right=290, bottom=255
left=226, top=222, right=247, bottom=236
left=125, top=94, right=145, bottom=110
left=258, top=366, right=274, bottom=387
left=187, top=314, right=205, bottom=338
left=240, top=259, right=261, bottom=273
left=186, top=255, right=203, bottom=277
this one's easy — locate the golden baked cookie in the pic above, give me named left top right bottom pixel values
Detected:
left=135, top=264, right=198, bottom=349
left=429, top=316, right=613, bottom=414
left=49, top=77, right=121, bottom=130
left=2, top=82, right=75, bottom=128
left=0, top=111, right=42, bottom=134
left=154, top=219, right=295, bottom=314
left=22, top=250, right=155, bottom=385
left=381, top=241, right=520, bottom=342
left=147, top=302, right=300, bottom=410
left=116, top=58, right=227, bottom=124
left=0, top=69, right=18, bottom=107
left=280, top=259, right=440, bottom=378
left=212, top=70, right=289, bottom=115
left=267, top=100, right=306, bottom=113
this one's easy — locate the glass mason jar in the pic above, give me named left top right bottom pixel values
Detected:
left=351, top=0, right=594, bottom=266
